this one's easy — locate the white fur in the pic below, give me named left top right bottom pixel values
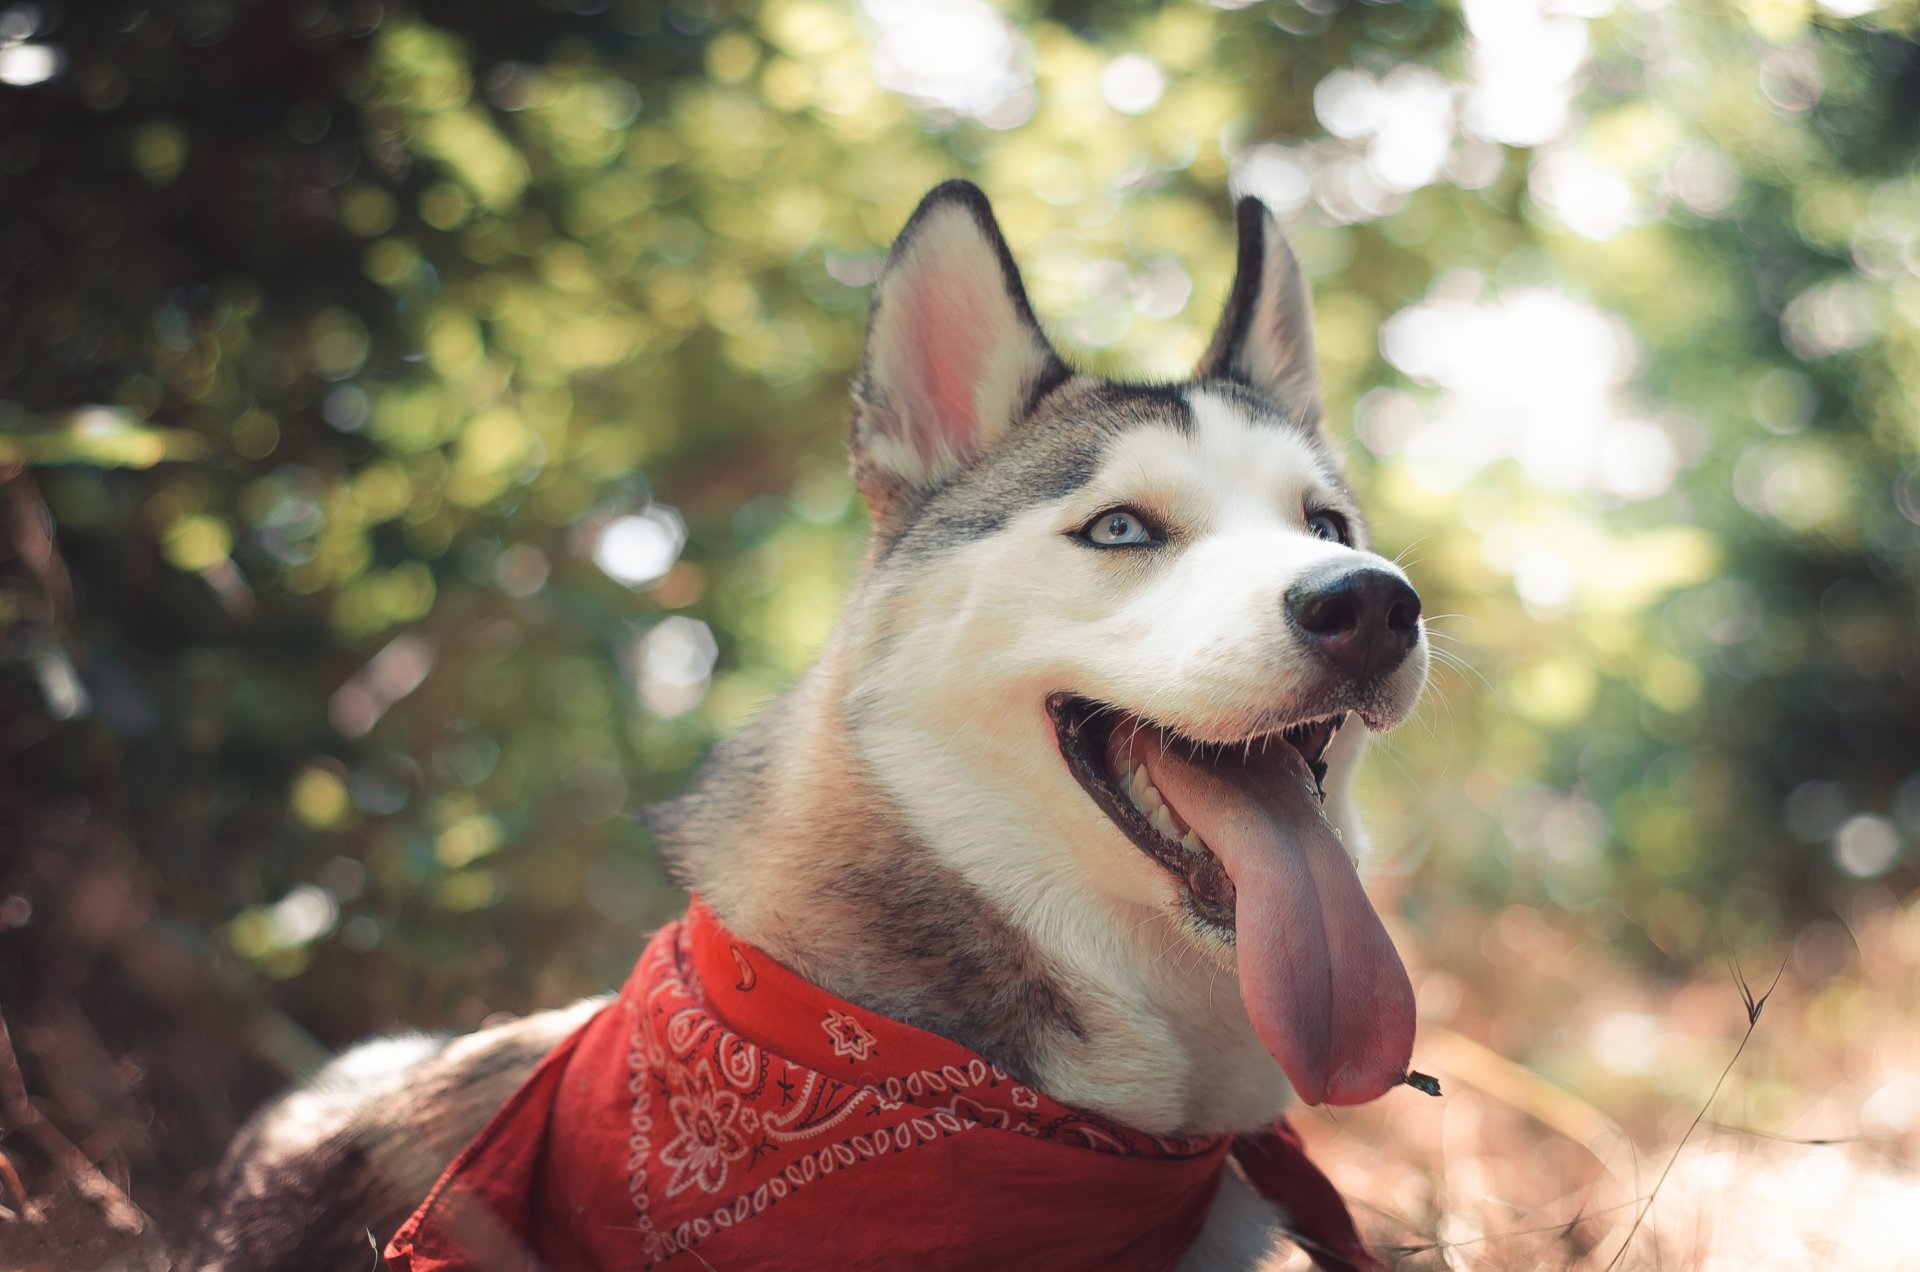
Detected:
left=1177, top=1167, right=1289, bottom=1271
left=845, top=386, right=1428, bottom=1138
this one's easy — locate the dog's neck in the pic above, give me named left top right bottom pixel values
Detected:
left=657, top=658, right=1083, bottom=1082
left=656, top=653, right=1293, bottom=1137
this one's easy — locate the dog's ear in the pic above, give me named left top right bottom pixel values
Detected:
left=851, top=181, right=1065, bottom=526
left=1195, top=196, right=1322, bottom=429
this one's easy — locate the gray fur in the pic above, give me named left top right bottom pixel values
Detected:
left=650, top=664, right=1087, bottom=1085
left=882, top=377, right=1192, bottom=555
left=878, top=376, right=1346, bottom=562
left=184, top=1003, right=599, bottom=1271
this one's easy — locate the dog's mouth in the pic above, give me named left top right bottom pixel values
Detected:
left=1046, top=694, right=1344, bottom=930
left=1046, top=692, right=1416, bottom=1107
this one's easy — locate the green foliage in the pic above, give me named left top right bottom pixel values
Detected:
left=2, top=0, right=1917, bottom=1046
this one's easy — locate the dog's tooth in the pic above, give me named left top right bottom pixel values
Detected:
left=1151, top=806, right=1178, bottom=840
left=1179, top=830, right=1204, bottom=854
left=1128, top=770, right=1168, bottom=817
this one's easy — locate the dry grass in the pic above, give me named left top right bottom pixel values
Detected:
left=1285, top=890, right=1920, bottom=1270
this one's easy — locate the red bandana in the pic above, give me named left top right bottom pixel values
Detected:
left=387, top=900, right=1378, bottom=1272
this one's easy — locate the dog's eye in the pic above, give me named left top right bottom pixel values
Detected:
left=1306, top=511, right=1349, bottom=545
left=1081, top=509, right=1158, bottom=548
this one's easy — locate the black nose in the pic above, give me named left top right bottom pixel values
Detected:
left=1285, top=566, right=1422, bottom=681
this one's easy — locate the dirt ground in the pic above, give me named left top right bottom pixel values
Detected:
left=1295, top=883, right=1920, bottom=1269
left=0, top=791, right=280, bottom=1271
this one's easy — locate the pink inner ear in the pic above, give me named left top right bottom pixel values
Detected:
left=901, top=257, right=995, bottom=469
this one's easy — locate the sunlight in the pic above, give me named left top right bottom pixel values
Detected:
left=864, top=0, right=1034, bottom=128
left=593, top=506, right=687, bottom=589
left=1380, top=284, right=1680, bottom=499
left=1461, top=0, right=1595, bottom=147
left=631, top=616, right=720, bottom=718
left=1099, top=53, right=1164, bottom=115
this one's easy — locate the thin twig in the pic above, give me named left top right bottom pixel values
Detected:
left=1600, top=956, right=1787, bottom=1271
left=1702, top=1121, right=1890, bottom=1150
left=1381, top=1192, right=1653, bottom=1258
left=0, top=1144, right=31, bottom=1216
left=0, top=1011, right=148, bottom=1235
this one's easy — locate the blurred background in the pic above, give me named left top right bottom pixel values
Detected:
left=2, top=0, right=1918, bottom=1267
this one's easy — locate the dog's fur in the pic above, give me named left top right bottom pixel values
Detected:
left=187, top=183, right=1427, bottom=1271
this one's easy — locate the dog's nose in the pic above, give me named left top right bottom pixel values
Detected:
left=1285, top=567, right=1422, bottom=680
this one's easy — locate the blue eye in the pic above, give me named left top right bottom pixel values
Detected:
left=1306, top=512, right=1348, bottom=545
left=1082, top=509, right=1157, bottom=547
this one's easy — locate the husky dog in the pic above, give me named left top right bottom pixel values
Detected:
left=190, top=182, right=1427, bottom=1271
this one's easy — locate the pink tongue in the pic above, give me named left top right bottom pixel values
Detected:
left=1116, top=729, right=1415, bottom=1106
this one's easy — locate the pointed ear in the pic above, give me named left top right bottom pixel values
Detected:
left=1195, top=196, right=1323, bottom=428
left=851, top=181, right=1065, bottom=526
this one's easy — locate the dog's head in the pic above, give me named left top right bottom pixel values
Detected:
left=838, top=182, right=1427, bottom=1111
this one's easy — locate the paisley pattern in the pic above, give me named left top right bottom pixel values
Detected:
left=619, top=906, right=1218, bottom=1265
